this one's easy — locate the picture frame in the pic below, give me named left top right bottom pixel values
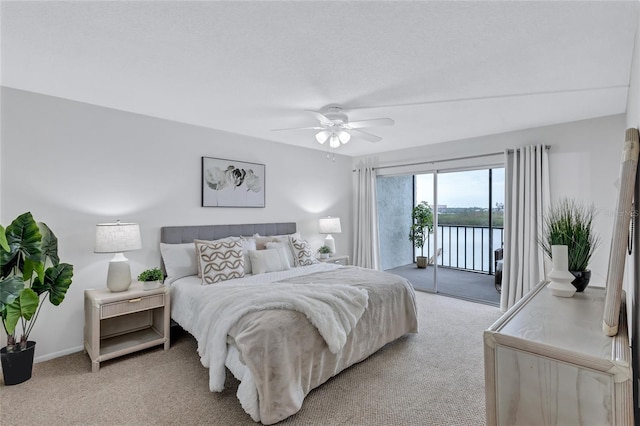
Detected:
left=201, top=157, right=265, bottom=208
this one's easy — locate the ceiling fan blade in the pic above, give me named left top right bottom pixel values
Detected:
left=305, top=110, right=335, bottom=127
left=346, top=118, right=395, bottom=129
left=271, top=126, right=324, bottom=131
left=350, top=129, right=382, bottom=143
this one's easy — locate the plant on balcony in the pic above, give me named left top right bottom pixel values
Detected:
left=540, top=198, right=600, bottom=291
left=409, top=201, right=434, bottom=269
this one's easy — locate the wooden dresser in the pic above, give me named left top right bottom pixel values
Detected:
left=484, top=281, right=633, bottom=425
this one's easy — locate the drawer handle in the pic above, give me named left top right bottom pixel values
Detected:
left=128, top=298, right=142, bottom=303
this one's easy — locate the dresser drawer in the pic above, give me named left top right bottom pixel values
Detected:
left=101, top=294, right=165, bottom=319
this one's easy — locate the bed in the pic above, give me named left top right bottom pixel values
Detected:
left=160, top=223, right=418, bottom=424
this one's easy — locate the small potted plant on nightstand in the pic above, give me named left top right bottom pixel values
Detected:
left=318, top=245, right=332, bottom=260
left=137, top=268, right=163, bottom=290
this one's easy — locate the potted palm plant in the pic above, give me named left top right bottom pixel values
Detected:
left=0, top=212, right=74, bottom=385
left=540, top=198, right=599, bottom=291
left=409, top=201, right=434, bottom=269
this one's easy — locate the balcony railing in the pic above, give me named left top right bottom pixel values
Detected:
left=422, top=225, right=504, bottom=274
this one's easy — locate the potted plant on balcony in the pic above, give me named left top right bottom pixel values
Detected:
left=540, top=198, right=600, bottom=291
left=409, top=201, right=434, bottom=269
left=0, top=212, right=74, bottom=385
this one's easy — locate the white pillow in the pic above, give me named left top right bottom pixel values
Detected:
left=159, top=243, right=198, bottom=285
left=252, top=232, right=301, bottom=251
left=265, top=241, right=295, bottom=267
left=241, top=237, right=257, bottom=274
left=249, top=248, right=291, bottom=274
left=197, top=239, right=244, bottom=284
left=288, top=236, right=320, bottom=266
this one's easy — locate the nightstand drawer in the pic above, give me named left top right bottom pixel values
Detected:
left=321, top=255, right=350, bottom=266
left=101, top=294, right=165, bottom=319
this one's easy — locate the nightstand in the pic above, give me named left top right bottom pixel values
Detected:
left=319, top=255, right=350, bottom=266
left=84, top=282, right=170, bottom=372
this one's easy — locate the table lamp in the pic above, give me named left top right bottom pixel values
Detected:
left=319, top=216, right=341, bottom=254
left=94, top=221, right=142, bottom=292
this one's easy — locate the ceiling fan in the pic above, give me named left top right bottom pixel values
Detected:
left=272, top=105, right=394, bottom=148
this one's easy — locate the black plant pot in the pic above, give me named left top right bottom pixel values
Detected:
left=1, top=341, right=36, bottom=385
left=570, top=270, right=591, bottom=292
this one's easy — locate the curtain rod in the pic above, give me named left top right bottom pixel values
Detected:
left=353, top=145, right=550, bottom=172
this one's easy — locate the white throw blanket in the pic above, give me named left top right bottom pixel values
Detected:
left=192, top=282, right=369, bottom=392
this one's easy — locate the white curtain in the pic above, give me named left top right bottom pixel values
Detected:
left=353, top=162, right=380, bottom=269
left=501, top=145, right=550, bottom=312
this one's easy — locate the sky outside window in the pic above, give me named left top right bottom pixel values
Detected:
left=416, top=168, right=504, bottom=208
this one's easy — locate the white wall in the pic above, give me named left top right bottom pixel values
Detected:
left=0, top=87, right=353, bottom=361
left=354, top=114, right=627, bottom=289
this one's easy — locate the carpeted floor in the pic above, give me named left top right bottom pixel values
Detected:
left=0, top=291, right=502, bottom=425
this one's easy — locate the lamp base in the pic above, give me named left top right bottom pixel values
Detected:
left=107, top=253, right=132, bottom=292
left=324, top=235, right=336, bottom=254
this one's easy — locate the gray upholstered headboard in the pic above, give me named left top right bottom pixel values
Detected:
left=160, top=222, right=297, bottom=244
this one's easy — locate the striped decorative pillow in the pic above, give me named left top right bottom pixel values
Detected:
left=288, top=236, right=319, bottom=266
left=196, top=238, right=244, bottom=284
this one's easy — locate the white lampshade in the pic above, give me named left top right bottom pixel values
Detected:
left=94, top=222, right=142, bottom=253
left=338, top=130, right=351, bottom=144
left=319, top=217, right=342, bottom=234
left=95, top=221, right=142, bottom=292
left=329, top=134, right=341, bottom=149
left=319, top=217, right=341, bottom=254
left=315, top=130, right=329, bottom=144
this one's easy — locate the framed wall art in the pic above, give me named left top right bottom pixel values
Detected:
left=201, top=157, right=265, bottom=208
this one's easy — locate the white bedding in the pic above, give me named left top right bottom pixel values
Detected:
left=170, top=263, right=343, bottom=333
left=170, top=263, right=417, bottom=424
left=172, top=264, right=368, bottom=393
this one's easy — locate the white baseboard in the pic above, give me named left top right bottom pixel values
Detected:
left=34, top=345, right=84, bottom=363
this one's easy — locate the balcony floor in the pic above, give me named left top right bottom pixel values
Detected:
left=386, top=263, right=500, bottom=306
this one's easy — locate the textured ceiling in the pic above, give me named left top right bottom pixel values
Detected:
left=1, top=1, right=638, bottom=156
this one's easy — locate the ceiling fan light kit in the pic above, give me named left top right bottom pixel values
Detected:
left=273, top=105, right=394, bottom=150
left=338, top=131, right=351, bottom=144
left=315, top=130, right=329, bottom=144
left=317, top=129, right=351, bottom=148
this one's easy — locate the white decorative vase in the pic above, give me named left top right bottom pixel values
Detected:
left=320, top=253, right=329, bottom=259
left=547, top=245, right=577, bottom=298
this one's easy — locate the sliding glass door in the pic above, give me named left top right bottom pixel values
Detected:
left=412, top=173, right=436, bottom=292
left=378, top=166, right=504, bottom=305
